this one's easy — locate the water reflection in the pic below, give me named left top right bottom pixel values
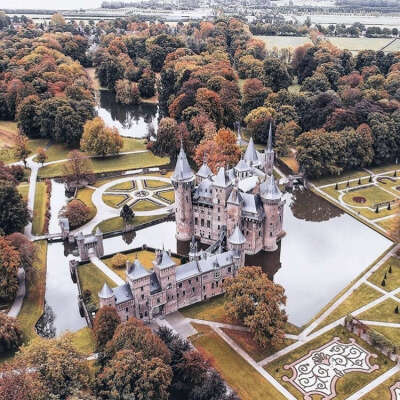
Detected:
left=48, top=180, right=68, bottom=235
left=97, top=90, right=159, bottom=138
left=35, top=304, right=56, bottom=339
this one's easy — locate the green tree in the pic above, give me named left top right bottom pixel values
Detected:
left=63, top=150, right=95, bottom=187
left=120, top=204, right=135, bottom=227
left=14, top=134, right=30, bottom=167
left=263, top=57, right=292, bottom=92
left=93, top=305, right=121, bottom=351
left=36, top=147, right=48, bottom=166
left=62, top=200, right=90, bottom=229
left=16, top=95, right=41, bottom=138
left=224, top=266, right=287, bottom=348
left=80, top=117, right=123, bottom=157
left=301, top=72, right=331, bottom=93
left=115, top=79, right=141, bottom=105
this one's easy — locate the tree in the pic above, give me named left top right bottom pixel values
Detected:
left=80, top=117, right=123, bottom=157
left=110, top=253, right=128, bottom=269
left=241, top=79, right=271, bottom=117
left=104, top=318, right=170, bottom=364
left=95, top=349, right=172, bottom=400
left=93, top=306, right=121, bottom=351
left=0, top=181, right=30, bottom=235
left=301, top=72, right=331, bottom=93
left=14, top=134, right=30, bottom=167
left=16, top=95, right=41, bottom=138
left=36, top=147, right=48, bottom=166
left=50, top=13, right=66, bottom=27
left=63, top=150, right=94, bottom=186
left=6, top=233, right=36, bottom=274
left=138, top=69, right=156, bottom=98
left=115, top=79, right=141, bottom=105
left=0, top=314, right=23, bottom=354
left=120, top=204, right=135, bottom=228
left=244, top=106, right=275, bottom=144
left=263, top=57, right=292, bottom=92
left=19, top=334, right=90, bottom=399
left=195, top=88, right=223, bottom=127
left=275, top=121, right=301, bottom=156
left=62, top=200, right=90, bottom=229
left=224, top=266, right=287, bottom=348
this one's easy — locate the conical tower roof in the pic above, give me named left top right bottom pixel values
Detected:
left=228, top=225, right=246, bottom=245
left=243, top=137, right=258, bottom=164
left=260, top=174, right=281, bottom=201
left=266, top=123, right=273, bottom=154
left=172, top=145, right=194, bottom=182
left=213, top=167, right=229, bottom=187
left=98, top=283, right=113, bottom=299
left=197, top=161, right=213, bottom=179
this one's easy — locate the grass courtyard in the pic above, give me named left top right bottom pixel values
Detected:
left=109, top=180, right=136, bottom=191
left=76, top=187, right=97, bottom=223
left=360, top=371, right=400, bottom=400
left=265, top=326, right=395, bottom=400
left=102, top=193, right=128, bottom=208
left=156, top=190, right=175, bottom=203
left=132, top=199, right=162, bottom=212
left=32, top=181, right=49, bottom=236
left=190, top=323, right=287, bottom=400
left=368, top=257, right=400, bottom=292
left=358, top=299, right=400, bottom=324
left=144, top=179, right=170, bottom=189
left=342, top=185, right=395, bottom=208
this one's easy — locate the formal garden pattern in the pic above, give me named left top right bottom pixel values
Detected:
left=282, top=337, right=379, bottom=400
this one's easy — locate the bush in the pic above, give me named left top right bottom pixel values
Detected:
left=62, top=200, right=90, bottom=229
left=110, top=253, right=128, bottom=269
left=0, top=314, right=23, bottom=353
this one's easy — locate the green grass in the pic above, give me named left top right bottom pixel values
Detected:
left=102, top=193, right=128, bottom=208
left=109, top=180, right=135, bottom=191
left=17, top=183, right=29, bottom=203
left=70, top=327, right=96, bottom=355
left=181, top=295, right=229, bottom=323
left=156, top=190, right=175, bottom=203
left=32, top=182, right=48, bottom=236
left=342, top=185, right=394, bottom=208
left=132, top=199, right=162, bottom=212
left=377, top=216, right=400, bottom=241
left=95, top=214, right=168, bottom=234
left=144, top=179, right=170, bottom=189
left=38, top=151, right=169, bottom=178
left=370, top=164, right=400, bottom=175
left=121, top=138, right=146, bottom=152
left=368, top=257, right=400, bottom=292
left=76, top=187, right=97, bottom=222
left=368, top=325, right=400, bottom=347
left=312, top=284, right=382, bottom=333
left=190, top=323, right=286, bottom=400
left=221, top=328, right=296, bottom=362
left=0, top=138, right=48, bottom=164
left=255, top=35, right=311, bottom=50
left=266, top=326, right=395, bottom=400
left=77, top=263, right=117, bottom=308
left=360, top=371, right=400, bottom=400
left=17, top=241, right=47, bottom=343
left=312, top=170, right=369, bottom=187
left=358, top=299, right=400, bottom=324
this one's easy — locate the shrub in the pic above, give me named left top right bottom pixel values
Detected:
left=110, top=253, right=128, bottom=269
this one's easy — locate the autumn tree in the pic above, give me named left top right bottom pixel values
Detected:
left=0, top=314, right=23, bottom=354
left=6, top=233, right=36, bottom=274
left=241, top=78, right=271, bottom=117
left=63, top=150, right=95, bottom=186
left=110, top=253, right=128, bottom=269
left=62, top=200, right=90, bottom=229
left=263, top=57, right=292, bottom=92
left=195, top=88, right=224, bottom=127
left=50, top=13, right=66, bottom=27
left=14, top=133, right=30, bottom=167
left=95, top=349, right=172, bottom=400
left=244, top=106, right=275, bottom=144
left=194, top=129, right=241, bottom=172
left=0, top=181, right=30, bottom=235
left=19, top=334, right=90, bottom=399
left=275, top=121, right=301, bottom=156
left=36, top=147, right=48, bottom=166
left=224, top=266, right=287, bottom=348
left=80, top=117, right=123, bottom=157
left=93, top=305, right=121, bottom=351
left=115, top=79, right=141, bottom=105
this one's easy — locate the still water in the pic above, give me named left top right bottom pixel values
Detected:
left=43, top=188, right=391, bottom=335
left=97, top=90, right=159, bottom=139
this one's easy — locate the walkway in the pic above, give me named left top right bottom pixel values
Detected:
left=89, top=256, right=125, bottom=286
left=7, top=268, right=26, bottom=318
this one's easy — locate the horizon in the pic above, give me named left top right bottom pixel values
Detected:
left=1, top=0, right=102, bottom=10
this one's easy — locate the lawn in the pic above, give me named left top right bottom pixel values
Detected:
left=328, top=36, right=391, bottom=51
left=32, top=181, right=49, bottom=236
left=312, top=284, right=382, bottom=333
left=221, top=328, right=296, bottom=363
left=156, top=190, right=175, bottom=203
left=342, top=185, right=394, bottom=208
left=312, top=169, right=369, bottom=187
left=109, top=180, right=136, bottom=191
left=369, top=163, right=400, bottom=175
left=377, top=216, right=400, bottom=241
left=132, top=199, right=162, bottom=212
left=17, top=241, right=47, bottom=343
left=190, top=323, right=287, bottom=400
left=70, top=327, right=96, bottom=355
left=94, top=214, right=168, bottom=234
left=102, top=193, right=128, bottom=208
left=1, top=138, right=48, bottom=164
left=103, top=249, right=181, bottom=280
left=181, top=294, right=229, bottom=323
left=17, top=183, right=29, bottom=203
left=358, top=299, right=400, bottom=324
left=368, top=257, right=400, bottom=292
left=368, top=325, right=400, bottom=347
left=38, top=151, right=169, bottom=178
left=360, top=371, right=400, bottom=400
left=255, top=35, right=311, bottom=50
left=77, top=262, right=117, bottom=308
left=144, top=179, right=171, bottom=189
left=280, top=157, right=299, bottom=174
left=266, top=326, right=395, bottom=400
left=76, top=187, right=97, bottom=222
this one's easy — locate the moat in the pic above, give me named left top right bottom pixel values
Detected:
left=42, top=186, right=391, bottom=336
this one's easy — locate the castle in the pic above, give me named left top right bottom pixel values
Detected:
left=97, top=128, right=285, bottom=322
left=172, top=125, right=285, bottom=254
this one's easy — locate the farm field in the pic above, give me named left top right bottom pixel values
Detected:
left=255, top=35, right=311, bottom=49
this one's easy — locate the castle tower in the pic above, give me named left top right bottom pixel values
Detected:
left=226, top=181, right=243, bottom=240
left=196, top=158, right=212, bottom=185
left=260, top=175, right=284, bottom=252
left=228, top=225, right=246, bottom=270
left=76, top=232, right=88, bottom=261
left=172, top=144, right=195, bottom=242
left=98, top=283, right=116, bottom=308
left=265, top=123, right=274, bottom=176
left=95, top=227, right=104, bottom=258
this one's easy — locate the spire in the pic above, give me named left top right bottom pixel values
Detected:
left=172, top=143, right=194, bottom=182
left=228, top=225, right=246, bottom=245
left=267, top=122, right=273, bottom=153
left=260, top=174, right=281, bottom=201
left=243, top=137, right=258, bottom=164
left=98, top=283, right=113, bottom=299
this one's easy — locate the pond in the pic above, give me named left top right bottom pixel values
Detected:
left=97, top=90, right=159, bottom=139
left=43, top=187, right=391, bottom=335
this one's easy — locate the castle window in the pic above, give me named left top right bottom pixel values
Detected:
left=177, top=293, right=179, bottom=298
left=157, top=298, right=160, bottom=304
left=192, top=287, right=195, bottom=293
left=183, top=290, right=186, bottom=296
left=196, top=277, right=199, bottom=282
left=218, top=199, right=220, bottom=204
left=270, top=232, right=272, bottom=237
left=186, top=196, right=188, bottom=202
left=126, top=316, right=128, bottom=321
left=141, top=294, right=144, bottom=300
left=201, top=219, right=204, bottom=227
left=179, top=282, right=182, bottom=288
left=203, top=286, right=205, bottom=290
left=211, top=283, right=214, bottom=289
left=216, top=281, right=219, bottom=287
left=218, top=216, right=220, bottom=221
left=218, top=207, right=220, bottom=212
left=145, top=311, right=148, bottom=317
left=126, top=307, right=128, bottom=312
left=195, top=217, right=198, bottom=225
left=140, top=313, right=143, bottom=319
left=207, top=220, right=210, bottom=228
left=228, top=267, right=231, bottom=273
left=141, top=286, right=143, bottom=291
left=188, top=279, right=191, bottom=284
left=259, top=231, right=261, bottom=237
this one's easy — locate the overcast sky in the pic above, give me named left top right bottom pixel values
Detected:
left=2, top=0, right=102, bottom=10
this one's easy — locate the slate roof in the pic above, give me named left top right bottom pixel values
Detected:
left=150, top=273, right=162, bottom=294
left=172, top=146, right=194, bottom=182
left=113, top=283, right=133, bottom=304
left=238, top=176, right=258, bottom=193
left=243, top=137, right=258, bottom=164
left=260, top=175, right=281, bottom=201
left=98, top=283, right=114, bottom=299
left=234, top=158, right=251, bottom=172
left=213, top=167, right=230, bottom=187
left=176, top=261, right=200, bottom=282
left=194, top=178, right=213, bottom=199
left=240, top=192, right=264, bottom=215
left=197, top=162, right=213, bottom=179
left=227, top=187, right=243, bottom=205
left=157, top=250, right=176, bottom=270
left=228, top=226, right=246, bottom=245
left=127, top=259, right=151, bottom=280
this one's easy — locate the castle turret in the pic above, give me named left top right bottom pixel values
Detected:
left=172, top=144, right=195, bottom=242
left=196, top=159, right=213, bottom=184
left=243, top=137, right=259, bottom=168
left=228, top=225, right=246, bottom=270
left=260, top=175, right=284, bottom=252
left=98, top=283, right=116, bottom=308
left=265, top=123, right=274, bottom=176
left=226, top=180, right=243, bottom=239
